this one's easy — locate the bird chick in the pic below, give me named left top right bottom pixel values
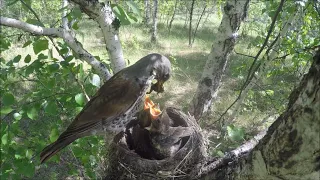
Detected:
left=137, top=95, right=161, bottom=128
left=149, top=110, right=194, bottom=160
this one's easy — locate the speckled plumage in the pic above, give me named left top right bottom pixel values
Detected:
left=40, top=53, right=171, bottom=163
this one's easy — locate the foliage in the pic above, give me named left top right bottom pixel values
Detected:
left=1, top=0, right=319, bottom=179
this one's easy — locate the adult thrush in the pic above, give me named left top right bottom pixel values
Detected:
left=40, top=53, right=171, bottom=163
left=149, top=110, right=194, bottom=159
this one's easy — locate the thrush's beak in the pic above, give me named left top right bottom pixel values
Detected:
left=156, top=80, right=164, bottom=93
left=148, top=80, right=165, bottom=94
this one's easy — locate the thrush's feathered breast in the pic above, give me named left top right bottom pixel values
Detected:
left=40, top=53, right=171, bottom=163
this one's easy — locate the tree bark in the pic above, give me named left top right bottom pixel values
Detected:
left=102, top=49, right=320, bottom=179
left=0, top=17, right=112, bottom=81
left=70, top=0, right=126, bottom=73
left=192, top=3, right=207, bottom=45
left=168, top=0, right=178, bottom=33
left=189, top=0, right=250, bottom=120
left=61, top=0, right=69, bottom=30
left=188, top=0, right=195, bottom=47
left=195, top=48, right=320, bottom=179
left=144, top=0, right=150, bottom=26
left=151, top=0, right=158, bottom=42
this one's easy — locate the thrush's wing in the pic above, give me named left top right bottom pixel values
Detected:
left=40, top=72, right=142, bottom=163
left=62, top=72, right=142, bottom=137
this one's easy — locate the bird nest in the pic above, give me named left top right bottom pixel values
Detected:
left=105, top=107, right=207, bottom=179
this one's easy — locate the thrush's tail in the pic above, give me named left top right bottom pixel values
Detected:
left=40, top=135, right=78, bottom=163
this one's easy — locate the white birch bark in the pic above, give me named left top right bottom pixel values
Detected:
left=0, top=17, right=112, bottom=80
left=144, top=0, right=150, bottom=25
left=229, top=8, right=299, bottom=122
left=195, top=49, right=320, bottom=179
left=189, top=0, right=250, bottom=120
left=70, top=0, right=126, bottom=73
left=151, top=0, right=158, bottom=42
left=61, top=0, right=69, bottom=30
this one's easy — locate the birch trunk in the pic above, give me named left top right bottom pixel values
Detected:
left=229, top=7, right=299, bottom=122
left=188, top=0, right=195, bottom=47
left=192, top=3, right=207, bottom=45
left=70, top=0, right=126, bottom=73
left=168, top=0, right=178, bottom=33
left=151, top=0, right=158, bottom=42
left=189, top=0, right=250, bottom=120
left=61, top=0, right=69, bottom=30
left=144, top=0, right=150, bottom=25
left=195, top=49, right=320, bottom=179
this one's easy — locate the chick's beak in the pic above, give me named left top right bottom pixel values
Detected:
left=150, top=107, right=161, bottom=120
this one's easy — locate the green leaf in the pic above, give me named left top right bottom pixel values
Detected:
left=0, top=107, right=13, bottom=115
left=22, top=40, right=32, bottom=48
left=48, top=63, right=60, bottom=72
left=227, top=125, right=245, bottom=142
left=1, top=133, right=8, bottom=145
left=13, top=112, right=22, bottom=121
left=65, top=55, right=74, bottom=62
left=72, top=21, right=79, bottom=30
left=45, top=101, right=57, bottom=114
left=37, top=53, right=48, bottom=60
left=2, top=93, right=15, bottom=106
left=59, top=48, right=69, bottom=55
left=47, top=78, right=56, bottom=89
left=25, top=149, right=33, bottom=159
left=25, top=66, right=34, bottom=75
left=50, top=128, right=59, bottom=142
left=75, top=93, right=85, bottom=106
left=112, top=5, right=131, bottom=25
left=91, top=74, right=100, bottom=87
left=24, top=54, right=31, bottom=63
left=27, top=107, right=38, bottom=120
left=266, top=90, right=274, bottom=96
left=216, top=150, right=224, bottom=157
left=13, top=55, right=21, bottom=63
left=75, top=107, right=83, bottom=113
left=125, top=1, right=141, bottom=16
left=33, top=39, right=49, bottom=54
left=79, top=63, right=84, bottom=81
left=72, top=7, right=83, bottom=19
left=26, top=18, right=43, bottom=26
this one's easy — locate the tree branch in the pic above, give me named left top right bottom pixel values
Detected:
left=69, top=0, right=126, bottom=73
left=0, top=16, right=111, bottom=81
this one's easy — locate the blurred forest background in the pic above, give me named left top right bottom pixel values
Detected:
left=1, top=0, right=319, bottom=179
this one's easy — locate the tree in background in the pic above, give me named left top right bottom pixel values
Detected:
left=1, top=0, right=319, bottom=179
left=151, top=0, right=158, bottom=42
left=189, top=0, right=250, bottom=119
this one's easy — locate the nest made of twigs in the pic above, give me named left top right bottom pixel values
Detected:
left=105, top=107, right=206, bottom=179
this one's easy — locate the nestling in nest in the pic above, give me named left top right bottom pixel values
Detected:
left=126, top=96, right=194, bottom=160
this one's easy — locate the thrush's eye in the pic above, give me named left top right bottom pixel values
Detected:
left=163, top=74, right=170, bottom=80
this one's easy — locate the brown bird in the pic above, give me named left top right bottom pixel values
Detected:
left=149, top=110, right=194, bottom=159
left=40, top=53, right=171, bottom=163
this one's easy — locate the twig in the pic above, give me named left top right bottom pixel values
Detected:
left=119, top=162, right=137, bottom=179
left=19, top=1, right=90, bottom=101
left=234, top=50, right=255, bottom=59
left=216, top=0, right=285, bottom=124
left=243, top=0, right=285, bottom=88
